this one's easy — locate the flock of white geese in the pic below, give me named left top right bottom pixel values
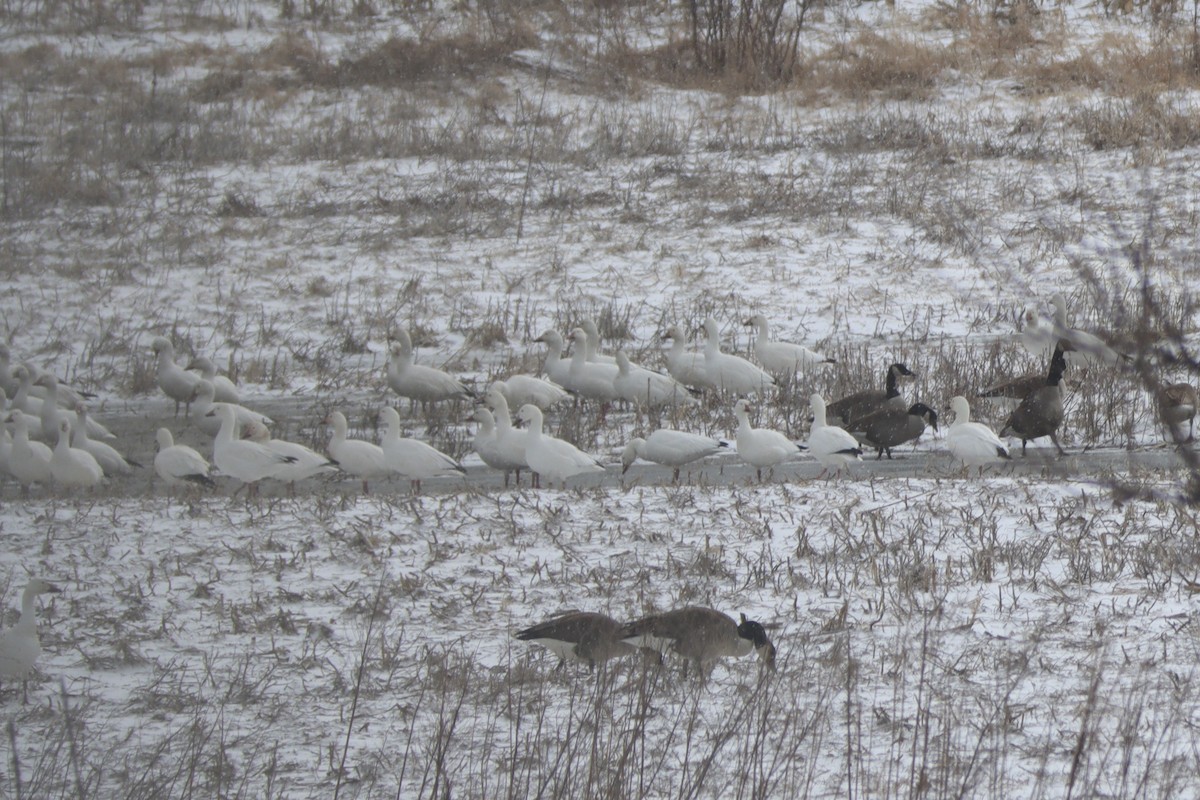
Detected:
left=0, top=293, right=1195, bottom=498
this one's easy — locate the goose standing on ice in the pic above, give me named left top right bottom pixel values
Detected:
left=662, top=324, right=708, bottom=389
left=999, top=345, right=1068, bottom=456
left=207, top=404, right=297, bottom=495
left=380, top=406, right=465, bottom=493
left=49, top=420, right=104, bottom=489
left=186, top=355, right=240, bottom=403
left=849, top=402, right=938, bottom=460
left=702, top=318, right=775, bottom=395
left=322, top=411, right=391, bottom=494
left=387, top=329, right=472, bottom=407
left=0, top=578, right=61, bottom=702
left=807, top=394, right=863, bottom=478
left=6, top=410, right=53, bottom=492
left=743, top=314, right=836, bottom=376
left=485, top=387, right=530, bottom=487
left=152, top=337, right=203, bottom=417
left=472, top=407, right=525, bottom=486
left=621, top=429, right=728, bottom=482
left=516, top=404, right=606, bottom=488
left=946, top=396, right=1011, bottom=474
left=826, top=362, right=914, bottom=427
left=154, top=428, right=215, bottom=489
left=732, top=398, right=804, bottom=481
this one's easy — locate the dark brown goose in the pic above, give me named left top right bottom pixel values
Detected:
left=1159, top=382, right=1197, bottom=442
left=849, top=402, right=938, bottom=460
left=515, top=611, right=634, bottom=671
left=999, top=345, right=1068, bottom=456
left=826, top=362, right=914, bottom=427
left=619, top=606, right=776, bottom=678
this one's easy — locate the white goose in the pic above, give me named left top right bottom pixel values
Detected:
left=36, top=373, right=114, bottom=441
left=154, top=428, right=214, bottom=489
left=207, top=404, right=296, bottom=493
left=580, top=318, right=618, bottom=364
left=241, top=420, right=339, bottom=485
left=613, top=351, right=697, bottom=408
left=662, top=324, right=708, bottom=388
left=186, top=355, right=240, bottom=403
left=387, top=329, right=472, bottom=406
left=946, top=396, right=1012, bottom=474
left=807, top=394, right=863, bottom=478
left=190, top=380, right=272, bottom=438
left=485, top=388, right=531, bottom=486
left=9, top=366, right=44, bottom=424
left=49, top=420, right=104, bottom=489
left=565, top=328, right=621, bottom=402
left=1050, top=294, right=1125, bottom=366
left=732, top=399, right=803, bottom=481
left=380, top=407, right=464, bottom=492
left=491, top=376, right=569, bottom=410
left=516, top=404, right=606, bottom=487
left=534, top=330, right=572, bottom=388
left=322, top=411, right=391, bottom=494
left=621, top=429, right=728, bottom=482
left=6, top=410, right=52, bottom=491
left=0, top=578, right=61, bottom=702
left=744, top=314, right=835, bottom=376
left=1020, top=307, right=1056, bottom=361
left=0, top=426, right=12, bottom=479
left=702, top=318, right=775, bottom=394
left=152, top=337, right=203, bottom=417
left=472, top=407, right=526, bottom=486
left=71, top=404, right=137, bottom=475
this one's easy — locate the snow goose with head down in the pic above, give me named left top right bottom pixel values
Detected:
left=154, top=428, right=214, bottom=489
left=621, top=429, right=727, bottom=482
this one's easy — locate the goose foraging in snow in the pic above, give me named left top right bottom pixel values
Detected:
left=491, top=376, right=569, bottom=410
left=612, top=350, right=697, bottom=408
left=49, top=419, right=104, bottom=489
left=154, top=428, right=215, bottom=489
left=0, top=578, right=61, bottom=702
left=72, top=403, right=139, bottom=474
left=241, top=420, right=339, bottom=485
left=620, top=606, right=776, bottom=679
left=186, top=355, right=240, bottom=403
left=565, top=328, right=621, bottom=402
left=207, top=404, right=297, bottom=494
left=621, top=429, right=728, bottom=482
left=516, top=611, right=635, bottom=671
left=662, top=324, right=707, bottom=389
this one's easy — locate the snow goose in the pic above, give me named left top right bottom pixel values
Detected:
left=826, top=362, right=914, bottom=427
left=565, top=328, right=621, bottom=402
left=733, top=398, right=804, bottom=481
left=743, top=314, right=835, bottom=376
left=808, top=394, right=863, bottom=478
left=533, top=330, right=572, bottom=388
left=580, top=318, right=618, bottom=364
left=472, top=407, right=524, bottom=485
left=1159, top=382, right=1197, bottom=443
left=207, top=404, right=297, bottom=494
left=154, top=428, right=215, bottom=488
left=946, top=396, right=1011, bottom=473
left=9, top=366, right=44, bottom=424
left=485, top=387, right=530, bottom=486
left=186, top=355, right=240, bottom=403
left=849, top=402, right=937, bottom=460
left=516, top=611, right=634, bottom=671
left=387, top=329, right=472, bottom=407
left=0, top=578, right=61, bottom=702
left=701, top=318, right=775, bottom=394
left=380, top=406, right=465, bottom=492
left=241, top=420, right=339, bottom=485
left=36, top=373, right=114, bottom=442
left=49, top=419, right=104, bottom=488
left=71, top=403, right=138, bottom=474
left=662, top=324, right=708, bottom=389
left=492, top=376, right=569, bottom=410
left=613, top=350, right=697, bottom=408
left=1000, top=345, right=1068, bottom=456
left=1051, top=294, right=1126, bottom=366
left=0, top=344, right=15, bottom=397
left=620, top=607, right=776, bottom=679
left=152, top=337, right=203, bottom=417
left=0, top=426, right=12, bottom=479
left=516, top=404, right=605, bottom=488
left=6, top=410, right=52, bottom=491
left=1020, top=307, right=1057, bottom=360
left=322, top=411, right=391, bottom=494
left=190, top=380, right=272, bottom=438
left=621, top=429, right=728, bottom=482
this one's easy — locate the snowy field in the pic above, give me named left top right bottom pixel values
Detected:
left=3, top=0, right=1200, bottom=796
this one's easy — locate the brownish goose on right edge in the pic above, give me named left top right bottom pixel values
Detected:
left=619, top=606, right=776, bottom=679
left=826, top=362, right=914, bottom=427
left=1000, top=344, right=1068, bottom=456
left=515, top=611, right=634, bottom=671
left=1159, top=382, right=1198, bottom=443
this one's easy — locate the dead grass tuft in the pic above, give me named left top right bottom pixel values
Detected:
left=818, top=31, right=953, bottom=101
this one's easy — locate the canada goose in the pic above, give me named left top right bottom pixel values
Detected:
left=850, top=402, right=938, bottom=460
left=6, top=410, right=53, bottom=491
left=49, top=420, right=104, bottom=489
left=484, top=388, right=530, bottom=486
left=516, top=611, right=634, bottom=671
left=620, top=606, right=776, bottom=678
left=0, top=578, right=61, bottom=702
left=533, top=330, right=572, bottom=388
left=946, top=396, right=1011, bottom=473
left=743, top=313, right=836, bottom=376
left=154, top=428, right=214, bottom=489
left=208, top=405, right=297, bottom=494
left=1158, top=382, right=1197, bottom=442
left=71, top=403, right=139, bottom=474
left=1000, top=345, right=1068, bottom=456
left=826, top=362, right=914, bottom=427
left=491, top=376, right=569, bottom=410
left=701, top=318, right=775, bottom=394
left=380, top=407, right=465, bottom=493
left=733, top=398, right=804, bottom=481
left=516, top=404, right=606, bottom=488
left=565, top=328, right=621, bottom=402
left=808, top=394, right=863, bottom=477
left=190, top=379, right=272, bottom=438
left=322, top=411, right=390, bottom=494
left=186, top=355, right=240, bottom=404
left=662, top=324, right=708, bottom=388
left=387, top=329, right=472, bottom=406
left=240, top=420, right=339, bottom=485
left=612, top=350, right=697, bottom=408
left=152, top=337, right=203, bottom=417
left=621, top=429, right=728, bottom=482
